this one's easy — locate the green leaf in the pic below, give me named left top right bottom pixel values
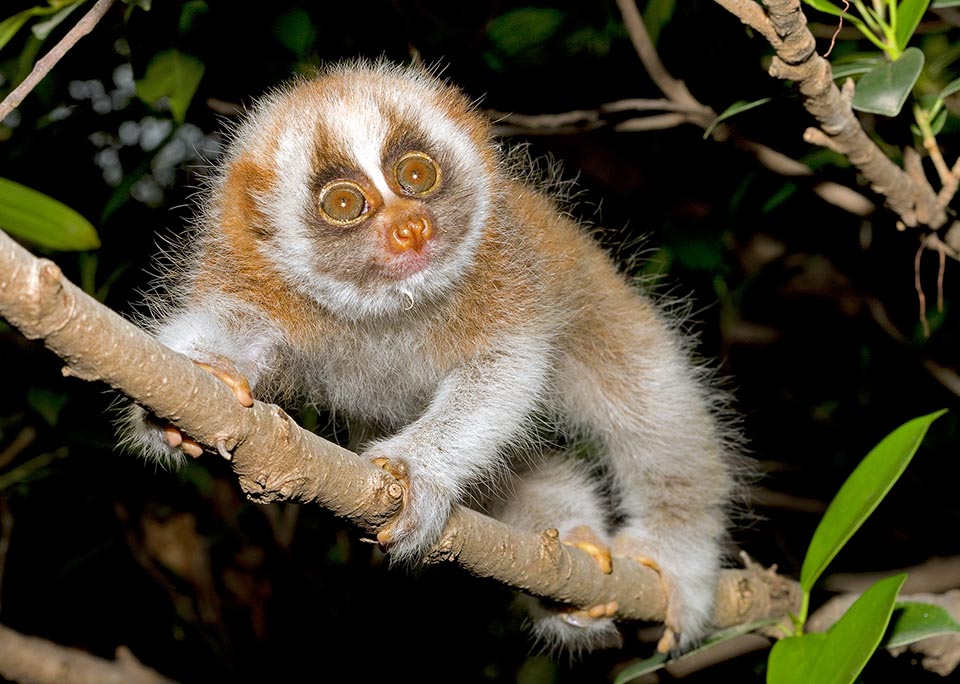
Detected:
left=178, top=0, right=208, bottom=33
left=135, top=49, right=205, bottom=123
left=762, top=182, right=799, bottom=213
left=31, top=0, right=84, bottom=40
left=0, top=11, right=35, bottom=52
left=643, top=0, right=676, bottom=46
left=896, top=0, right=930, bottom=50
left=885, top=601, right=960, bottom=649
left=123, top=0, right=153, bottom=13
left=939, top=76, right=960, bottom=99
left=851, top=47, right=924, bottom=117
left=768, top=633, right=829, bottom=684
left=768, top=574, right=907, bottom=684
left=274, top=7, right=315, bottom=58
left=615, top=652, right=669, bottom=683
left=704, top=97, right=772, bottom=139
left=26, top=388, right=67, bottom=426
left=930, top=106, right=949, bottom=135
left=800, top=410, right=945, bottom=592
left=616, top=619, right=778, bottom=683
left=830, top=60, right=881, bottom=80
left=803, top=0, right=846, bottom=17
left=0, top=177, right=100, bottom=250
left=487, top=8, right=566, bottom=58
left=0, top=5, right=55, bottom=52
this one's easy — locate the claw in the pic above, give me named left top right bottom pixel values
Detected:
left=553, top=526, right=617, bottom=627
left=657, top=627, right=678, bottom=654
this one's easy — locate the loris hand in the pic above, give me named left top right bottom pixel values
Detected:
left=119, top=359, right=254, bottom=467
left=365, top=447, right=455, bottom=564
left=161, top=361, right=254, bottom=457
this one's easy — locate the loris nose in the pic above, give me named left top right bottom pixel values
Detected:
left=389, top=215, right=434, bottom=253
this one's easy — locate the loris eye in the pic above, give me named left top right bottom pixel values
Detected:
left=395, top=152, right=441, bottom=195
left=319, top=180, right=369, bottom=225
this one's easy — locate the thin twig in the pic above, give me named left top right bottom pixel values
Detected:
left=935, top=155, right=960, bottom=212
left=614, top=112, right=692, bottom=131
left=0, top=498, right=12, bottom=615
left=916, top=242, right=931, bottom=337
left=822, top=0, right=849, bottom=58
left=601, top=98, right=707, bottom=114
left=0, top=623, right=177, bottom=684
left=0, top=426, right=36, bottom=470
left=0, top=0, right=118, bottom=121
left=866, top=296, right=960, bottom=397
left=922, top=133, right=952, bottom=187
left=614, top=0, right=710, bottom=119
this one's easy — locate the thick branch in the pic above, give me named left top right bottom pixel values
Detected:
left=0, top=227, right=800, bottom=632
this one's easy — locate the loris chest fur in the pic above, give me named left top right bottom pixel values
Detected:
left=123, top=60, right=741, bottom=656
left=293, top=314, right=451, bottom=426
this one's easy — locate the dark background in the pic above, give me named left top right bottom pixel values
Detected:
left=0, top=1, right=958, bottom=682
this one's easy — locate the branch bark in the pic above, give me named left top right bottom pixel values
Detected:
left=0, top=227, right=800, bottom=639
left=0, top=623, right=176, bottom=684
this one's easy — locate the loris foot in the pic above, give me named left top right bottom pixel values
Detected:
left=558, top=525, right=618, bottom=623
left=562, top=525, right=613, bottom=574
left=521, top=525, right=621, bottom=651
left=162, top=361, right=254, bottom=458
left=611, top=536, right=685, bottom=653
left=632, top=556, right=681, bottom=652
left=555, top=600, right=619, bottom=627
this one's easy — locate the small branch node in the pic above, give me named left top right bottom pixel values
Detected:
left=387, top=482, right=404, bottom=501
left=840, top=76, right=856, bottom=103
left=803, top=127, right=841, bottom=152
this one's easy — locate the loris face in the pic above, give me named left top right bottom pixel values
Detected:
left=216, top=62, right=498, bottom=320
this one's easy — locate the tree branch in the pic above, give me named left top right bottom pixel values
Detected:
left=0, top=0, right=119, bottom=121
left=614, top=0, right=713, bottom=122
left=715, top=0, right=945, bottom=229
left=0, top=226, right=800, bottom=640
left=0, top=623, right=177, bottom=684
